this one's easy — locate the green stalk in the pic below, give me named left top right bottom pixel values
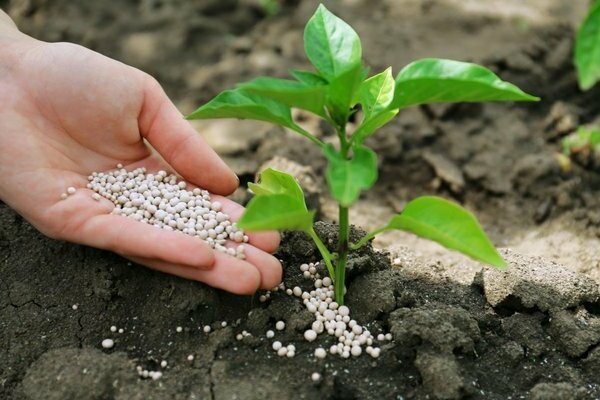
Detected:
left=334, top=124, right=350, bottom=305
left=350, top=226, right=388, bottom=250
left=308, top=228, right=335, bottom=279
left=335, top=205, right=349, bottom=304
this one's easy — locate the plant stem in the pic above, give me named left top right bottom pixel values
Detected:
left=335, top=205, right=349, bottom=304
left=335, top=123, right=350, bottom=305
left=308, top=228, right=335, bottom=280
left=350, top=226, right=388, bottom=250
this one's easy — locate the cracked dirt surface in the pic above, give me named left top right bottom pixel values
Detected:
left=3, top=219, right=600, bottom=399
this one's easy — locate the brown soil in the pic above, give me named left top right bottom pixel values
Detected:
left=2, top=0, right=600, bottom=399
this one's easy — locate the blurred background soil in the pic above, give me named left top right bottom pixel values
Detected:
left=2, top=0, right=600, bottom=398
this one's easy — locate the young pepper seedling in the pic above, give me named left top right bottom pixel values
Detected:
left=188, top=4, right=539, bottom=304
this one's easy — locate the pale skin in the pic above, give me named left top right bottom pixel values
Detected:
left=0, top=10, right=282, bottom=295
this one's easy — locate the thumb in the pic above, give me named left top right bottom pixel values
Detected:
left=137, top=75, right=239, bottom=195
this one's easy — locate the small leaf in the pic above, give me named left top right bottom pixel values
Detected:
left=390, top=58, right=539, bottom=109
left=360, top=67, right=395, bottom=118
left=186, top=88, right=319, bottom=145
left=352, top=68, right=397, bottom=142
left=247, top=168, right=306, bottom=208
left=238, top=77, right=327, bottom=117
left=304, top=4, right=362, bottom=81
left=326, top=64, right=364, bottom=125
left=385, top=196, right=506, bottom=268
left=575, top=3, right=600, bottom=90
left=352, top=109, right=399, bottom=143
left=290, top=70, right=328, bottom=86
left=323, top=144, right=378, bottom=207
left=238, top=194, right=315, bottom=232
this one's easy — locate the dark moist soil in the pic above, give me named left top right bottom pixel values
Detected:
left=3, top=0, right=600, bottom=399
left=2, top=217, right=600, bottom=400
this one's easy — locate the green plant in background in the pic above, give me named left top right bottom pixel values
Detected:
left=562, top=126, right=600, bottom=157
left=259, top=0, right=280, bottom=17
left=188, top=4, right=539, bottom=304
left=566, top=2, right=600, bottom=164
left=575, top=1, right=600, bottom=91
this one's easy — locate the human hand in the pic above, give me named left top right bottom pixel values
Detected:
left=0, top=27, right=282, bottom=295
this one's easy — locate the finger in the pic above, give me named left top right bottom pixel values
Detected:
left=211, top=195, right=281, bottom=253
left=138, top=75, right=238, bottom=195
left=127, top=252, right=261, bottom=295
left=237, top=244, right=282, bottom=290
left=74, top=207, right=215, bottom=269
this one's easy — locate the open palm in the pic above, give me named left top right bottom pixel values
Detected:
left=0, top=40, right=281, bottom=294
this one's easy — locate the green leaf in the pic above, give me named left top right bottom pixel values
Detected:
left=238, top=194, right=315, bottom=232
left=323, top=144, right=378, bottom=207
left=575, top=3, right=600, bottom=90
left=247, top=168, right=306, bottom=208
left=238, top=77, right=327, bottom=117
left=290, top=70, right=328, bottom=86
left=304, top=4, right=362, bottom=81
left=390, top=58, right=539, bottom=109
left=186, top=88, right=320, bottom=145
left=187, top=88, right=294, bottom=125
left=360, top=67, right=395, bottom=118
left=326, top=64, right=364, bottom=125
left=352, top=109, right=399, bottom=143
left=352, top=68, right=397, bottom=143
left=385, top=196, right=506, bottom=268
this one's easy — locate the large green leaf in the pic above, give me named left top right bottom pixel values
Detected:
left=360, top=67, right=395, bottom=118
left=238, top=77, right=327, bottom=117
left=323, top=144, right=378, bottom=207
left=186, top=89, right=317, bottom=144
left=247, top=168, right=306, bottom=209
left=187, top=88, right=293, bottom=124
left=385, top=196, right=506, bottom=268
left=390, top=59, right=539, bottom=109
left=238, top=194, right=315, bottom=232
left=304, top=4, right=362, bottom=81
left=575, top=3, right=600, bottom=90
